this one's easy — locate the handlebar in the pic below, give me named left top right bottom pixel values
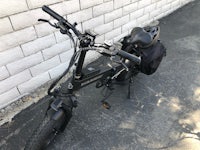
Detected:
left=42, top=5, right=82, bottom=37
left=83, top=46, right=141, bottom=65
left=41, top=5, right=141, bottom=65
left=117, top=50, right=141, bottom=65
left=42, top=5, right=65, bottom=22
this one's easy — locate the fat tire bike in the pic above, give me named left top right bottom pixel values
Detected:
left=25, top=5, right=166, bottom=150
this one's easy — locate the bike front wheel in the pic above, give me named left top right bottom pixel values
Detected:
left=25, top=109, right=67, bottom=150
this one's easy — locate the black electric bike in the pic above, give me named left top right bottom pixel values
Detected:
left=25, top=5, right=166, bottom=150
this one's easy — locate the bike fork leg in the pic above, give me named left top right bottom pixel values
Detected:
left=46, top=97, right=74, bottom=132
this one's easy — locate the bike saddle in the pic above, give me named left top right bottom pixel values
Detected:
left=129, top=26, right=160, bottom=48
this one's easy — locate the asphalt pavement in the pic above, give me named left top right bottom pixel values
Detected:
left=1, top=1, right=200, bottom=149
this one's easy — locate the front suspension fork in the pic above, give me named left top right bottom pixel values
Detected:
left=46, top=94, right=77, bottom=131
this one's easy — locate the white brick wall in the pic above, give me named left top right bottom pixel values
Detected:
left=0, top=0, right=28, bottom=18
left=68, top=8, right=93, bottom=23
left=82, top=15, right=104, bottom=30
left=10, top=9, right=50, bottom=30
left=0, top=18, right=13, bottom=35
left=18, top=72, right=50, bottom=94
left=80, top=0, right=103, bottom=9
left=7, top=52, right=43, bottom=75
left=0, top=66, right=10, bottom=81
left=30, top=56, right=60, bottom=76
left=105, top=8, right=123, bottom=23
left=0, top=70, right=31, bottom=95
left=0, top=47, right=24, bottom=66
left=93, top=1, right=114, bottom=17
left=0, top=27, right=37, bottom=52
left=0, top=0, right=193, bottom=109
left=21, top=34, right=56, bottom=56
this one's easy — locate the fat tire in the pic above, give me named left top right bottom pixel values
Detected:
left=25, top=113, right=64, bottom=150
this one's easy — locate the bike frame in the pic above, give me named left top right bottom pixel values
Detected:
left=60, top=44, right=124, bottom=93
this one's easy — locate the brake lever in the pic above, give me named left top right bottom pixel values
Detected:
left=38, top=19, right=59, bottom=28
left=38, top=18, right=48, bottom=22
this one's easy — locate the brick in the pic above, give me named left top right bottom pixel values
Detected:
left=27, top=0, right=63, bottom=9
left=59, top=49, right=74, bottom=63
left=49, top=62, right=70, bottom=79
left=42, top=40, right=71, bottom=60
left=18, top=72, right=50, bottom=94
left=105, top=8, right=123, bottom=23
left=122, top=20, right=136, bottom=32
left=82, top=15, right=104, bottom=31
left=113, top=31, right=129, bottom=42
left=152, top=0, right=160, bottom=2
left=157, top=0, right=168, bottom=8
left=0, top=47, right=24, bottom=66
left=50, top=0, right=80, bottom=16
left=114, top=15, right=129, bottom=28
left=0, top=27, right=37, bottom=52
left=22, top=34, right=56, bottom=56
left=114, top=0, right=131, bottom=9
left=7, top=52, right=43, bottom=75
left=138, top=0, right=152, bottom=9
left=10, top=9, right=50, bottom=30
left=105, top=27, right=121, bottom=40
left=93, top=1, right=114, bottom=17
left=154, top=12, right=164, bottom=20
left=144, top=3, right=157, bottom=14
left=130, top=8, right=144, bottom=20
left=68, top=8, right=93, bottom=23
left=123, top=2, right=138, bottom=15
left=54, top=31, right=69, bottom=43
left=0, top=18, right=13, bottom=36
left=94, top=22, right=113, bottom=35
left=80, top=0, right=103, bottom=9
left=63, top=0, right=80, bottom=14
left=132, top=0, right=139, bottom=2
left=137, top=14, right=149, bottom=25
left=95, top=35, right=105, bottom=43
left=0, top=0, right=28, bottom=18
left=35, top=22, right=57, bottom=37
left=0, top=70, right=31, bottom=95
left=0, top=66, right=9, bottom=81
left=150, top=8, right=162, bottom=19
left=30, top=56, right=61, bottom=76
left=162, top=3, right=171, bottom=12
left=0, top=88, right=20, bottom=109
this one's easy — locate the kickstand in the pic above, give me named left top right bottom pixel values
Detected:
left=127, top=77, right=133, bottom=99
left=101, top=85, right=113, bottom=109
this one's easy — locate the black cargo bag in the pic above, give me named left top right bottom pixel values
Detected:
left=140, top=41, right=166, bottom=75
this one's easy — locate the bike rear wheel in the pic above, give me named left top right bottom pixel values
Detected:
left=25, top=109, right=66, bottom=150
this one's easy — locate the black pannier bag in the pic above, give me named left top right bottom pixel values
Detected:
left=120, top=26, right=166, bottom=75
left=140, top=40, right=166, bottom=75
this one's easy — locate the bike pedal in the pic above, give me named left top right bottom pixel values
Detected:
left=102, top=101, right=111, bottom=109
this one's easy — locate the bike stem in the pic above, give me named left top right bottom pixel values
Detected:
left=74, top=36, right=92, bottom=79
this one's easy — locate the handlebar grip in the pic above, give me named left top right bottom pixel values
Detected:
left=42, top=5, right=64, bottom=21
left=117, top=50, right=141, bottom=65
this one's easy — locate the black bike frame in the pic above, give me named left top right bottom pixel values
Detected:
left=68, top=48, right=123, bottom=92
